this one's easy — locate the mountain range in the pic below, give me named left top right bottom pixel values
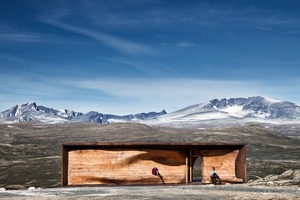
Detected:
left=0, top=102, right=166, bottom=124
left=145, top=96, right=300, bottom=128
left=0, top=96, right=299, bottom=127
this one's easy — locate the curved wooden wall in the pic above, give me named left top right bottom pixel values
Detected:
left=68, top=149, right=187, bottom=185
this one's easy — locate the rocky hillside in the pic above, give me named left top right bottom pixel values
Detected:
left=248, top=169, right=300, bottom=186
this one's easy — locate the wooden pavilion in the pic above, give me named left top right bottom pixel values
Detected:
left=61, top=142, right=246, bottom=186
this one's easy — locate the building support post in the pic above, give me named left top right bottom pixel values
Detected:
left=189, top=149, right=193, bottom=183
left=186, top=155, right=189, bottom=184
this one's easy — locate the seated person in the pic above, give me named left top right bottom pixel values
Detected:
left=210, top=167, right=221, bottom=184
left=152, top=167, right=165, bottom=184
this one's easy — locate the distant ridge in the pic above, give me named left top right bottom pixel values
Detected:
left=0, top=102, right=166, bottom=124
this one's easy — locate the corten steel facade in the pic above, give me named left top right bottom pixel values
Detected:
left=61, top=142, right=246, bottom=186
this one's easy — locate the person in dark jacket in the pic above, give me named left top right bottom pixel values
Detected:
left=210, top=167, right=221, bottom=184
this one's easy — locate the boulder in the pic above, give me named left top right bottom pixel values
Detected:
left=28, top=187, right=36, bottom=190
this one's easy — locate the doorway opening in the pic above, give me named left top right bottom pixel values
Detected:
left=192, top=156, right=202, bottom=182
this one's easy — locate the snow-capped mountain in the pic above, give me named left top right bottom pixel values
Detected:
left=1, top=97, right=299, bottom=126
left=144, top=96, right=300, bottom=128
left=0, top=102, right=167, bottom=124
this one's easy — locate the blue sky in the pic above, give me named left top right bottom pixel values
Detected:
left=1, top=0, right=300, bottom=114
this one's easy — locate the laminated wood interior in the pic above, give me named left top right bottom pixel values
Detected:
left=67, top=149, right=187, bottom=185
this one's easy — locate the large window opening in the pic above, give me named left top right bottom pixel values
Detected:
left=192, top=156, right=202, bottom=182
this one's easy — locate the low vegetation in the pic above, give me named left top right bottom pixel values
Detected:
left=0, top=122, right=299, bottom=189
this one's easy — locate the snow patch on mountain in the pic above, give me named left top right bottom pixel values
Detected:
left=263, top=97, right=283, bottom=104
left=219, top=105, right=249, bottom=118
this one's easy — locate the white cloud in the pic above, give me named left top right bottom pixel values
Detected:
left=40, top=17, right=153, bottom=55
left=61, top=78, right=267, bottom=113
left=0, top=33, right=45, bottom=42
left=100, top=57, right=169, bottom=76
left=176, top=41, right=197, bottom=47
left=1, top=74, right=300, bottom=115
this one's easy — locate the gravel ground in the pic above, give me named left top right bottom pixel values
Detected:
left=0, top=184, right=299, bottom=200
